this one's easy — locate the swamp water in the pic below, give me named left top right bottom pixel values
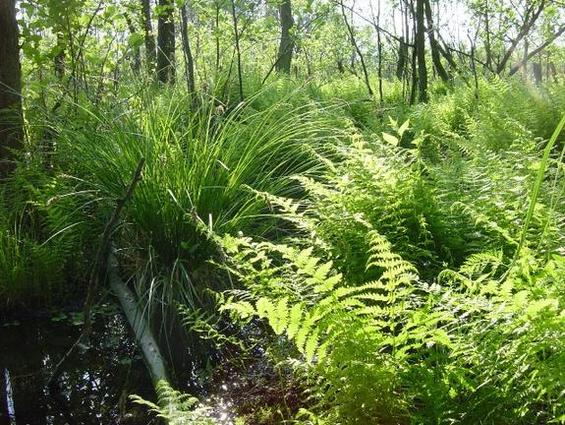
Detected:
left=1, top=304, right=264, bottom=425
left=0, top=306, right=156, bottom=425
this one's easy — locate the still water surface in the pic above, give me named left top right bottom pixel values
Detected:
left=0, top=309, right=155, bottom=425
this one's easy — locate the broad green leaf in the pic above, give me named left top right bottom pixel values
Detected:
left=398, top=119, right=410, bottom=137
left=382, top=132, right=399, bottom=146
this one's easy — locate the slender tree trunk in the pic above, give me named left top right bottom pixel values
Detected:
left=409, top=41, right=418, bottom=104
left=396, top=37, right=408, bottom=80
left=483, top=1, right=493, bottom=72
left=54, top=33, right=66, bottom=79
left=371, top=0, right=384, bottom=103
left=140, top=0, right=156, bottom=73
left=403, top=0, right=411, bottom=99
left=157, top=0, right=175, bottom=83
left=337, top=59, right=345, bottom=73
left=180, top=2, right=196, bottom=98
left=275, top=0, right=294, bottom=73
left=415, top=0, right=428, bottom=102
left=0, top=0, right=23, bottom=178
left=532, top=62, right=542, bottom=84
left=340, top=0, right=373, bottom=97
left=423, top=0, right=448, bottom=83
left=435, top=35, right=458, bottom=71
left=548, top=62, right=557, bottom=82
left=305, top=48, right=312, bottom=77
left=230, top=0, right=244, bottom=102
left=109, top=256, right=169, bottom=386
left=522, top=39, right=529, bottom=78
left=470, top=43, right=479, bottom=99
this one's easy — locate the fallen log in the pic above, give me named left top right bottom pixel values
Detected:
left=108, top=251, right=169, bottom=386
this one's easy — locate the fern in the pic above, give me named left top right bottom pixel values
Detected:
left=130, top=381, right=214, bottom=425
left=178, top=305, right=246, bottom=350
left=215, top=228, right=453, bottom=423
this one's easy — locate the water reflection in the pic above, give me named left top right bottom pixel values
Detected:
left=0, top=310, right=155, bottom=425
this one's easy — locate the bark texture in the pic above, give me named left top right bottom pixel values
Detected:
left=275, top=0, right=295, bottom=73
left=157, top=0, right=176, bottom=83
left=415, top=0, right=428, bottom=102
left=424, top=0, right=449, bottom=82
left=180, top=2, right=196, bottom=96
left=0, top=0, right=23, bottom=177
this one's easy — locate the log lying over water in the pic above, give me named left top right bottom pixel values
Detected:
left=108, top=253, right=169, bottom=386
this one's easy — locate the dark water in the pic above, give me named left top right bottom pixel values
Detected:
left=0, top=306, right=156, bottom=425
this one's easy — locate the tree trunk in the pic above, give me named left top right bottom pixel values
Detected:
left=396, top=37, right=408, bottom=80
left=108, top=254, right=169, bottom=386
left=337, top=59, right=345, bottom=73
left=402, top=0, right=411, bottom=99
left=275, top=0, right=294, bottom=74
left=415, top=0, right=428, bottom=102
left=54, top=33, right=66, bottom=79
left=423, top=0, right=448, bottom=83
left=470, top=43, right=479, bottom=99
left=0, top=0, right=23, bottom=178
left=522, top=39, right=529, bottom=79
left=372, top=0, right=384, bottom=103
left=180, top=2, right=196, bottom=98
left=483, top=1, right=493, bottom=72
left=230, top=0, right=244, bottom=102
left=548, top=62, right=557, bottom=82
left=409, top=41, right=417, bottom=104
left=533, top=62, right=542, bottom=84
left=157, top=0, right=176, bottom=83
left=140, top=0, right=156, bottom=73
left=340, top=0, right=373, bottom=97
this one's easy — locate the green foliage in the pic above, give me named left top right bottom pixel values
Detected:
left=4, top=0, right=565, bottom=420
left=0, top=220, right=64, bottom=308
left=199, top=85, right=565, bottom=424
left=5, top=9, right=565, bottom=417
left=216, top=222, right=564, bottom=424
left=0, top=173, right=77, bottom=309
left=131, top=380, right=214, bottom=425
left=411, top=78, right=565, bottom=152
left=424, top=250, right=565, bottom=424
left=218, top=230, right=423, bottom=424
left=17, top=86, right=337, bottom=317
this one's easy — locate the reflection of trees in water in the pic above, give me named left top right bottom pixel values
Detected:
left=0, top=315, right=154, bottom=424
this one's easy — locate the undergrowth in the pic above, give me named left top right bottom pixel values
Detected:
left=207, top=111, right=564, bottom=423
left=2, top=76, right=564, bottom=424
